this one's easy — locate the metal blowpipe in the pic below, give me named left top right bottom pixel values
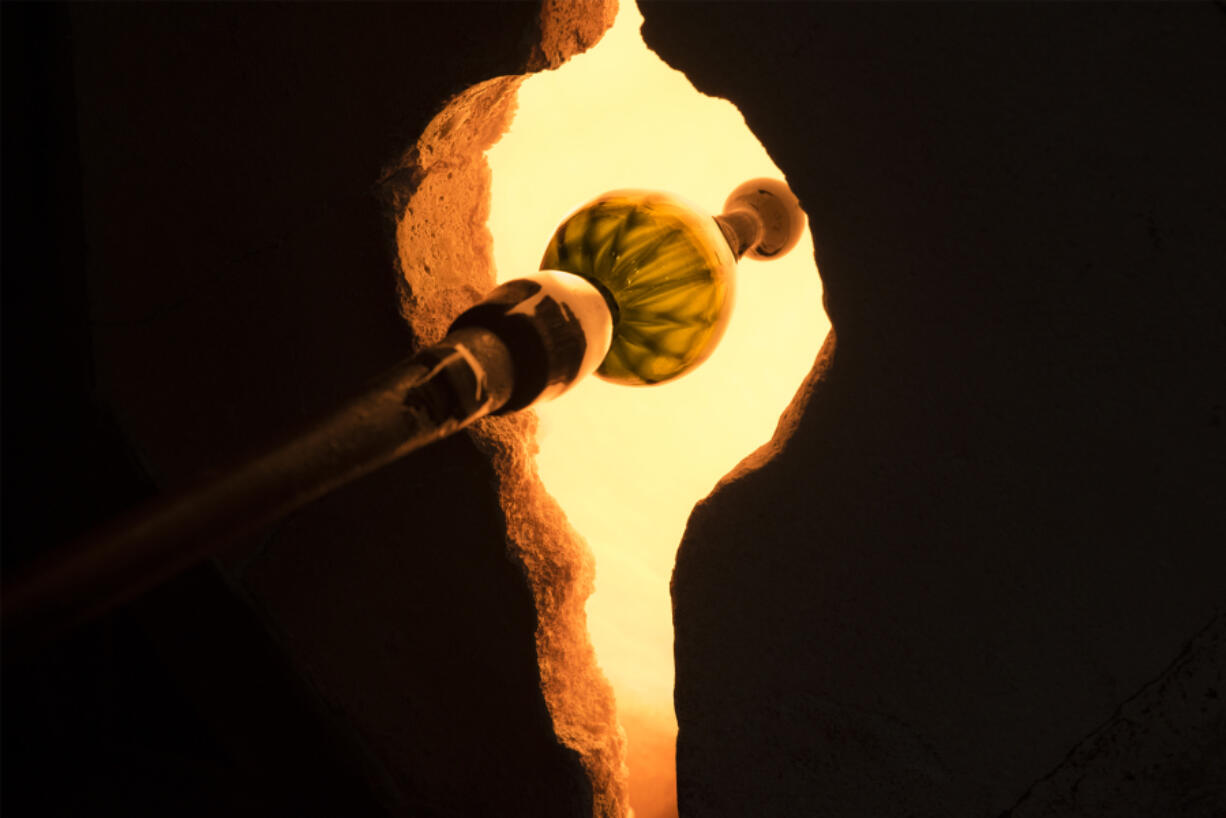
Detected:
left=2, top=178, right=805, bottom=651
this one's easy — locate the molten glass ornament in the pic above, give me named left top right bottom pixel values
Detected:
left=542, top=191, right=737, bottom=385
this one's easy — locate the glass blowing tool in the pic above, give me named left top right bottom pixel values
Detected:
left=2, top=178, right=806, bottom=650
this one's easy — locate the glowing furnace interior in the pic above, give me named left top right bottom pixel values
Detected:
left=486, top=3, right=829, bottom=815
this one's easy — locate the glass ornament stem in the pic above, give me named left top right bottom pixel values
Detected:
left=714, top=208, right=765, bottom=260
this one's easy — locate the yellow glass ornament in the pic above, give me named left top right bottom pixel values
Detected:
left=540, top=191, right=736, bottom=386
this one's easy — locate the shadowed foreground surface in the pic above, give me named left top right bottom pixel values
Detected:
left=2, top=4, right=596, bottom=815
left=640, top=4, right=1226, bottom=816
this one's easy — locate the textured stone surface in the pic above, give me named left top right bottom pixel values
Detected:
left=640, top=4, right=1226, bottom=816
left=1009, top=612, right=1225, bottom=818
left=530, top=0, right=619, bottom=71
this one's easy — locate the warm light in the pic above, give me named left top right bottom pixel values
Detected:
left=487, top=3, right=827, bottom=816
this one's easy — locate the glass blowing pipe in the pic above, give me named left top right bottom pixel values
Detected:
left=2, top=178, right=805, bottom=651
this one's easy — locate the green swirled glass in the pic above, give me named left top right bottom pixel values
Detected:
left=540, top=190, right=736, bottom=386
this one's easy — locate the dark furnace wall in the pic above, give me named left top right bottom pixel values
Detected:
left=3, top=3, right=1224, bottom=818
left=640, top=3, right=1226, bottom=817
left=3, top=3, right=590, bottom=816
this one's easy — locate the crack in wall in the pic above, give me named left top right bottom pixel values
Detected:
left=385, top=2, right=830, bottom=815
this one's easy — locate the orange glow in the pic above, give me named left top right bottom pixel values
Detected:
left=486, top=3, right=827, bottom=815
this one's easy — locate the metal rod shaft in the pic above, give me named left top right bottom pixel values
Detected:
left=2, top=328, right=514, bottom=653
